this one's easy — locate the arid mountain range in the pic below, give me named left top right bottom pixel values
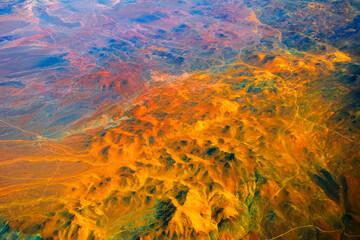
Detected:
left=0, top=0, right=359, bottom=239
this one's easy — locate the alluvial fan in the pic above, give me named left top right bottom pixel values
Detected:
left=0, top=0, right=359, bottom=239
